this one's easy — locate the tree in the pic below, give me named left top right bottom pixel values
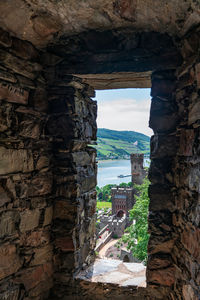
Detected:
left=121, top=177, right=150, bottom=263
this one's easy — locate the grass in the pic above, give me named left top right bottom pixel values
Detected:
left=96, top=201, right=112, bottom=209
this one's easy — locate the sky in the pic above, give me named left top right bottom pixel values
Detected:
left=93, top=88, right=153, bottom=137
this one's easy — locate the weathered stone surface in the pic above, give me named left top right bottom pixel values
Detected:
left=0, top=147, right=34, bottom=175
left=12, top=37, right=39, bottom=60
left=149, top=184, right=175, bottom=212
left=0, top=28, right=12, bottom=47
left=151, top=134, right=178, bottom=158
left=188, top=101, right=200, bottom=125
left=15, top=263, right=53, bottom=291
left=0, top=288, right=19, bottom=300
left=182, top=284, right=198, bottom=300
left=0, top=185, right=11, bottom=207
left=179, top=129, right=195, bottom=156
left=147, top=267, right=175, bottom=286
left=30, top=245, right=53, bottom=266
left=0, top=82, right=29, bottom=104
left=53, top=201, right=76, bottom=221
left=27, top=175, right=52, bottom=197
left=181, top=228, right=200, bottom=262
left=0, top=50, right=41, bottom=79
left=0, top=211, right=19, bottom=237
left=19, top=209, right=40, bottom=233
left=33, top=15, right=62, bottom=38
left=148, top=237, right=175, bottom=255
left=55, top=236, right=74, bottom=252
left=195, top=63, right=200, bottom=89
left=0, top=244, right=21, bottom=280
left=20, top=230, right=50, bottom=247
left=43, top=206, right=53, bottom=226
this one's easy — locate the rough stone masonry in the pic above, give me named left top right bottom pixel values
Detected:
left=0, top=1, right=199, bottom=299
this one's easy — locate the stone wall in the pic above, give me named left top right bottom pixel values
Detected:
left=0, top=28, right=54, bottom=299
left=45, top=74, right=97, bottom=298
left=0, top=28, right=98, bottom=300
left=0, top=21, right=200, bottom=300
left=148, top=26, right=200, bottom=299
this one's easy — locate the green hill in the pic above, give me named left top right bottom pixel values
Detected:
left=96, top=128, right=150, bottom=159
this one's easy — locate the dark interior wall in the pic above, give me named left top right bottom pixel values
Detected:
left=46, top=74, right=97, bottom=298
left=148, top=27, right=200, bottom=300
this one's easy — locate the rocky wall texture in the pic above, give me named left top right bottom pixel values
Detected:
left=148, top=27, right=200, bottom=299
left=0, top=28, right=98, bottom=300
left=171, top=27, right=200, bottom=300
left=46, top=75, right=97, bottom=299
left=0, top=28, right=54, bottom=300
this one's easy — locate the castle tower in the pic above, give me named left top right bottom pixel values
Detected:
left=111, top=187, right=134, bottom=217
left=130, top=153, right=146, bottom=185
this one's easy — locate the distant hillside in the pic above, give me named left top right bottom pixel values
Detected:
left=96, top=128, right=150, bottom=160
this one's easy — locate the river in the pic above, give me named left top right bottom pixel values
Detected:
left=97, top=159, right=150, bottom=187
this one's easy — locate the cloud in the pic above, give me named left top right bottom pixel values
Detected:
left=97, top=98, right=153, bottom=136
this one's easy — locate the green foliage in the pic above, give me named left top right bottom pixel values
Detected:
left=96, top=184, right=117, bottom=202
left=118, top=182, right=133, bottom=188
left=122, top=177, right=150, bottom=263
left=95, top=128, right=150, bottom=159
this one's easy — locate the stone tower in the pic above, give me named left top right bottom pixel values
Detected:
left=111, top=187, right=134, bottom=217
left=130, top=153, right=146, bottom=185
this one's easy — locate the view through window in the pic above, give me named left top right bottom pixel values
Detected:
left=78, top=88, right=152, bottom=287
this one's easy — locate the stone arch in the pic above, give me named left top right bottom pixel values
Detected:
left=123, top=255, right=130, bottom=263
left=116, top=210, right=125, bottom=218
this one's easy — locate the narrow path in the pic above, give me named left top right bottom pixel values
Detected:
left=99, top=238, right=120, bottom=258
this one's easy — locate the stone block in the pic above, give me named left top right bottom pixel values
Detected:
left=0, top=69, right=17, bottom=83
left=148, top=254, right=172, bottom=270
left=0, top=82, right=29, bottom=104
left=0, top=288, right=19, bottom=300
left=0, top=185, right=11, bottom=207
left=18, top=117, right=41, bottom=140
left=150, top=134, right=178, bottom=158
left=30, top=245, right=53, bottom=266
left=31, top=87, right=48, bottom=113
left=53, top=201, right=76, bottom=221
left=188, top=166, right=200, bottom=192
left=149, top=97, right=178, bottom=133
left=195, top=63, right=200, bottom=89
left=19, top=209, right=40, bottom=233
left=0, top=244, right=21, bottom=280
left=181, top=228, right=200, bottom=262
left=151, top=79, right=175, bottom=97
left=147, top=267, right=175, bottom=286
left=33, top=15, right=62, bottom=38
left=12, top=37, right=39, bottom=60
left=182, top=285, right=198, bottom=300
left=188, top=101, right=200, bottom=125
left=36, top=155, right=50, bottom=171
left=43, top=206, right=53, bottom=226
left=72, top=152, right=91, bottom=166
left=28, top=175, right=52, bottom=197
left=14, top=263, right=53, bottom=291
left=0, top=28, right=12, bottom=47
left=0, top=211, right=19, bottom=237
left=0, top=50, right=41, bottom=79
left=20, top=230, right=50, bottom=247
left=148, top=236, right=175, bottom=255
left=149, top=184, right=175, bottom=212
left=0, top=147, right=34, bottom=175
left=55, top=236, right=74, bottom=252
left=178, top=129, right=195, bottom=156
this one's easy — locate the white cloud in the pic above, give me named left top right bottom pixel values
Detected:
left=97, top=98, right=153, bottom=137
